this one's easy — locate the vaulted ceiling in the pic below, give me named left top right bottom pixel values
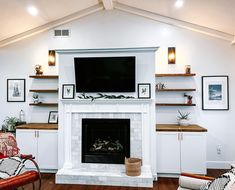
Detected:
left=0, top=0, right=234, bottom=46
left=118, top=0, right=235, bottom=35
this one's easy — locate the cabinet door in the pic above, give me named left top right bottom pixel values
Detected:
left=37, top=130, right=58, bottom=170
left=16, top=130, right=38, bottom=168
left=181, top=132, right=206, bottom=174
left=156, top=132, right=181, bottom=174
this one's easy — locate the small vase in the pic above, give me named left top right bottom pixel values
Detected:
left=7, top=125, right=14, bottom=131
left=33, top=98, right=39, bottom=103
left=178, top=119, right=190, bottom=126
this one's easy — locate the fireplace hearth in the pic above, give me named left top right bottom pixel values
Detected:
left=82, top=118, right=130, bottom=164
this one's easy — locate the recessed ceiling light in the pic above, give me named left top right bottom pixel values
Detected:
left=27, top=5, right=38, bottom=16
left=175, top=0, right=184, bottom=8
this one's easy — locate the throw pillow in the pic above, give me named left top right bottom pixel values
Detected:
left=201, top=168, right=235, bottom=190
left=0, top=133, right=20, bottom=157
left=0, top=157, right=26, bottom=179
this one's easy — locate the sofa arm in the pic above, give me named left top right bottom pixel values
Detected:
left=179, top=173, right=213, bottom=190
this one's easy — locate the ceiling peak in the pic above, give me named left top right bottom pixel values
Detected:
left=102, top=0, right=114, bottom=10
left=232, top=36, right=235, bottom=45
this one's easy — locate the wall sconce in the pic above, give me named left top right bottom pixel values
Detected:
left=168, top=47, right=176, bottom=64
left=48, top=50, right=56, bottom=66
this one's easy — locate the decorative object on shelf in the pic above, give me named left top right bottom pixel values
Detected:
left=168, top=47, right=176, bottom=64
left=2, top=117, right=20, bottom=132
left=138, top=83, right=151, bottom=99
left=177, top=110, right=190, bottom=126
left=7, top=79, right=25, bottom=102
left=184, top=93, right=193, bottom=104
left=48, top=50, right=56, bottom=66
left=202, top=76, right=229, bottom=110
left=185, top=65, right=191, bottom=74
left=62, top=84, right=75, bottom=99
left=34, top=64, right=43, bottom=75
left=156, top=82, right=166, bottom=90
left=78, top=93, right=135, bottom=102
left=48, top=111, right=58, bottom=124
left=19, top=110, right=25, bottom=122
left=125, top=157, right=142, bottom=176
left=32, top=92, right=40, bottom=103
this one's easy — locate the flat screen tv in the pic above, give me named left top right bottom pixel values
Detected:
left=74, top=56, right=135, bottom=92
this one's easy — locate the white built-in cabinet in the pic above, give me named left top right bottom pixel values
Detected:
left=156, top=132, right=206, bottom=175
left=16, top=129, right=58, bottom=170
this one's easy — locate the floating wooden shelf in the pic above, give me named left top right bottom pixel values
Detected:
left=155, top=73, right=196, bottom=77
left=29, top=75, right=59, bottom=79
left=156, top=103, right=196, bottom=106
left=157, top=89, right=196, bottom=92
left=16, top=123, right=58, bottom=130
left=156, top=124, right=207, bottom=132
left=29, top=89, right=58, bottom=93
left=29, top=103, right=58, bottom=106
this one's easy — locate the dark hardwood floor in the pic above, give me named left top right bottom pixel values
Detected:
left=24, top=169, right=227, bottom=190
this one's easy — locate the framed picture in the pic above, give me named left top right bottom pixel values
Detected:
left=62, top=84, right=75, bottom=99
left=7, top=79, right=26, bottom=102
left=138, top=83, right=151, bottom=99
left=48, top=111, right=58, bottom=124
left=202, top=76, right=229, bottom=110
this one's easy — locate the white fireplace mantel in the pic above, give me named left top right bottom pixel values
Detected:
left=60, top=98, right=153, bottom=167
left=60, top=99, right=154, bottom=113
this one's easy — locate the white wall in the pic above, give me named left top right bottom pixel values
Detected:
left=0, top=33, right=58, bottom=124
left=0, top=9, right=234, bottom=168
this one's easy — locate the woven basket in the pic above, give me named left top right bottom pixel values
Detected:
left=125, top=157, right=142, bottom=176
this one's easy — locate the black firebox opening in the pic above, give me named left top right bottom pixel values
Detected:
left=82, top=118, right=130, bottom=164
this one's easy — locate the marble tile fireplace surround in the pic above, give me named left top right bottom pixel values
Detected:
left=56, top=99, right=154, bottom=187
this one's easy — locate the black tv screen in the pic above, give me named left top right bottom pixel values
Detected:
left=74, top=56, right=135, bottom=92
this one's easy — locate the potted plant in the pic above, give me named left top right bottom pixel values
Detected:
left=2, top=117, right=20, bottom=131
left=33, top=92, right=39, bottom=103
left=177, top=110, right=190, bottom=126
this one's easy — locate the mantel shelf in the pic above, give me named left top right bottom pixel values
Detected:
left=156, top=103, right=196, bottom=106
left=29, top=103, right=58, bottom=107
left=60, top=99, right=154, bottom=104
left=155, top=73, right=196, bottom=77
left=29, top=89, right=58, bottom=93
left=29, top=75, right=59, bottom=79
left=157, top=89, right=196, bottom=92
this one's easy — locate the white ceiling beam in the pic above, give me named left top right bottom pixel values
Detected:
left=0, top=4, right=103, bottom=48
left=102, top=0, right=114, bottom=10
left=115, top=2, right=234, bottom=43
left=232, top=36, right=235, bottom=45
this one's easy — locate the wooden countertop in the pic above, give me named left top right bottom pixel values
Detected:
left=16, top=123, right=58, bottom=130
left=156, top=124, right=207, bottom=132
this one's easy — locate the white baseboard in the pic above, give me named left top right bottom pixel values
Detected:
left=157, top=173, right=180, bottom=178
left=207, top=161, right=235, bottom=169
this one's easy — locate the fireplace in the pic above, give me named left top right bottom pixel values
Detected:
left=82, top=118, right=130, bottom=164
